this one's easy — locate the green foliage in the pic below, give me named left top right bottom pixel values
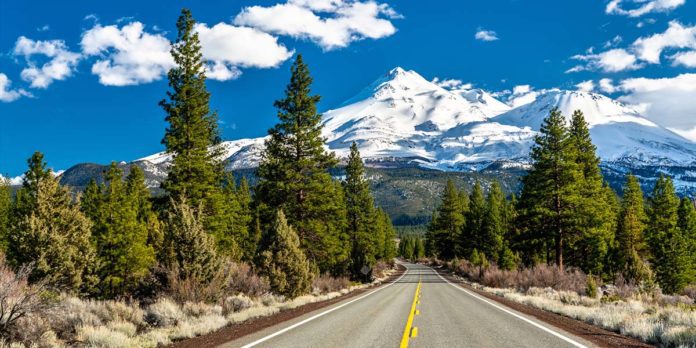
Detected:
left=344, top=143, right=379, bottom=280
left=81, top=163, right=156, bottom=298
left=427, top=179, right=465, bottom=260
left=646, top=175, right=691, bottom=293
left=0, top=178, right=11, bottom=251
left=398, top=236, right=419, bottom=260
left=517, top=108, right=581, bottom=270
left=615, top=174, right=650, bottom=283
left=259, top=210, right=314, bottom=299
left=497, top=244, right=519, bottom=271
left=481, top=181, right=505, bottom=260
left=376, top=208, right=398, bottom=261
left=586, top=275, right=598, bottom=299
left=255, top=55, right=348, bottom=273
left=677, top=197, right=696, bottom=282
left=470, top=248, right=489, bottom=278
left=463, top=181, right=486, bottom=258
left=7, top=156, right=96, bottom=293
left=159, top=9, right=223, bottom=206
left=162, top=196, right=221, bottom=285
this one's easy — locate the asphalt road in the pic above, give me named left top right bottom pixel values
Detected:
left=222, top=263, right=594, bottom=348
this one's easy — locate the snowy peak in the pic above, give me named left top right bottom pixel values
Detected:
left=495, top=90, right=654, bottom=130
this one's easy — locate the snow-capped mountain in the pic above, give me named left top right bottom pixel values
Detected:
left=494, top=90, right=696, bottom=166
left=118, top=67, right=695, bottom=194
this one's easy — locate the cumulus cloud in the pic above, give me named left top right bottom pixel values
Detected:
left=598, top=78, right=617, bottom=93
left=233, top=0, right=399, bottom=50
left=568, top=21, right=696, bottom=73
left=614, top=74, right=696, bottom=136
left=575, top=80, right=595, bottom=92
left=80, top=22, right=175, bottom=86
left=475, top=29, right=499, bottom=41
left=633, top=21, right=696, bottom=64
left=13, top=36, right=81, bottom=88
left=605, top=0, right=685, bottom=17
left=194, top=23, right=293, bottom=81
left=568, top=48, right=641, bottom=73
left=431, top=77, right=472, bottom=90
left=0, top=73, right=31, bottom=102
left=503, top=85, right=553, bottom=108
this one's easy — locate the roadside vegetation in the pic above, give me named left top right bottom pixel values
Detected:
left=422, top=108, right=696, bottom=346
left=0, top=8, right=397, bottom=347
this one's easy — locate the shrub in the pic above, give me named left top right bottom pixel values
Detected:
left=145, top=298, right=184, bottom=327
left=372, top=261, right=392, bottom=280
left=225, top=262, right=270, bottom=297
left=586, top=275, right=598, bottom=299
left=312, top=274, right=351, bottom=295
left=223, top=294, right=254, bottom=315
left=0, top=260, right=50, bottom=341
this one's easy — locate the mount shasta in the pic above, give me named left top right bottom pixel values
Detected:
left=56, top=67, right=696, bottom=220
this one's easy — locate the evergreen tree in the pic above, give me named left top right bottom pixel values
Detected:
left=375, top=208, right=397, bottom=260
left=615, top=174, right=650, bottom=283
left=677, top=197, right=696, bottom=284
left=517, top=108, right=580, bottom=270
left=259, top=210, right=314, bottom=298
left=162, top=196, right=221, bottom=284
left=84, top=163, right=156, bottom=298
left=125, top=166, right=163, bottom=255
left=646, top=175, right=690, bottom=293
left=13, top=152, right=52, bottom=218
left=481, top=181, right=505, bottom=260
left=255, top=55, right=348, bottom=273
left=160, top=9, right=223, bottom=205
left=7, top=170, right=96, bottom=293
left=566, top=111, right=615, bottom=275
left=463, top=181, right=486, bottom=258
left=0, top=178, right=11, bottom=251
left=427, top=179, right=464, bottom=260
left=235, top=177, right=255, bottom=262
left=343, top=143, right=378, bottom=280
left=414, top=238, right=425, bottom=259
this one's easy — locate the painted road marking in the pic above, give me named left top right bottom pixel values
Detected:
left=400, top=277, right=421, bottom=348
left=240, top=265, right=409, bottom=348
left=433, top=268, right=587, bottom=348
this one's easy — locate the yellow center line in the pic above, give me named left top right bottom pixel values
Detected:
left=400, top=274, right=422, bottom=348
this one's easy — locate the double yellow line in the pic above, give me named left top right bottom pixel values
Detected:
left=400, top=278, right=422, bottom=348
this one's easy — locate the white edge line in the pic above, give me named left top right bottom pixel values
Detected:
left=241, top=265, right=410, bottom=348
left=433, top=268, right=588, bottom=348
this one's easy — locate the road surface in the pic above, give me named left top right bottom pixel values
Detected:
left=222, top=263, right=594, bottom=348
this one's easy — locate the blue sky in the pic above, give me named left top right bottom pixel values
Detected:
left=1, top=0, right=695, bottom=176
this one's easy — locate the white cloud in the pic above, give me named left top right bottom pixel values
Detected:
left=598, top=78, right=617, bottom=93
left=633, top=21, right=696, bottom=64
left=431, top=77, right=472, bottom=90
left=233, top=0, right=399, bottom=50
left=669, top=126, right=696, bottom=141
left=0, top=73, right=31, bottom=102
left=615, top=73, right=696, bottom=133
left=604, top=35, right=623, bottom=48
left=575, top=80, right=595, bottom=92
left=569, top=48, right=641, bottom=73
left=13, top=36, right=81, bottom=88
left=475, top=29, right=499, bottom=41
left=671, top=50, right=696, bottom=67
left=81, top=22, right=175, bottom=86
left=512, top=84, right=531, bottom=95
left=506, top=85, right=545, bottom=108
left=194, top=23, right=293, bottom=81
left=605, top=0, right=685, bottom=17
left=36, top=25, right=50, bottom=32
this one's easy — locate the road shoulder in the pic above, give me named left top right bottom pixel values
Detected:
left=434, top=268, right=653, bottom=348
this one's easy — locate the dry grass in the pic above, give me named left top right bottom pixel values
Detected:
left=312, top=274, right=351, bottom=295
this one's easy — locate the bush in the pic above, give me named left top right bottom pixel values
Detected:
left=586, top=275, right=598, bottom=299
left=0, top=259, right=50, bottom=341
left=164, top=264, right=227, bottom=304
left=312, top=274, right=351, bottom=295
left=225, top=262, right=270, bottom=297
left=144, top=298, right=184, bottom=327
left=223, top=294, right=254, bottom=315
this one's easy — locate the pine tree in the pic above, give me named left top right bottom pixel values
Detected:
left=517, top=108, right=580, bottom=270
left=235, top=177, right=255, bottom=262
left=646, top=175, right=690, bottom=293
left=162, top=196, right=221, bottom=284
left=566, top=110, right=615, bottom=275
left=481, top=181, right=505, bottom=260
left=615, top=174, right=650, bottom=283
left=160, top=9, right=223, bottom=205
left=7, top=169, right=96, bottom=293
left=463, top=181, right=486, bottom=258
left=125, top=166, right=163, bottom=255
left=427, top=179, right=464, bottom=260
left=414, top=238, right=425, bottom=259
left=375, top=208, right=397, bottom=260
left=259, top=210, right=314, bottom=298
left=13, top=152, right=53, bottom=218
left=255, top=55, right=348, bottom=273
left=344, top=143, right=378, bottom=280
left=0, top=178, right=11, bottom=251
left=677, top=197, right=696, bottom=284
left=84, top=163, right=156, bottom=298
